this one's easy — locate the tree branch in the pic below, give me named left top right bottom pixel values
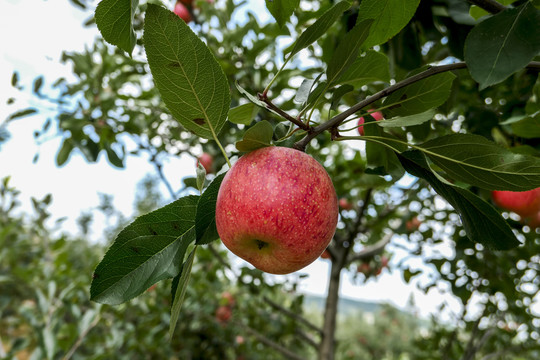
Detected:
left=347, top=232, right=392, bottom=264
left=467, top=0, right=506, bottom=14
left=258, top=94, right=311, bottom=131
left=263, top=296, right=323, bottom=336
left=63, top=312, right=101, bottom=360
left=239, top=322, right=307, bottom=360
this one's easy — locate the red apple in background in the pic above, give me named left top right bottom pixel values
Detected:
left=339, top=198, right=353, bottom=210
left=174, top=1, right=192, bottom=22
left=197, top=152, right=214, bottom=173
left=215, top=305, right=232, bottom=323
left=406, top=217, right=421, bottom=232
left=215, top=146, right=339, bottom=274
left=320, top=249, right=331, bottom=259
left=357, top=109, right=384, bottom=136
left=221, top=291, right=235, bottom=307
left=357, top=262, right=370, bottom=275
left=492, top=188, right=540, bottom=218
left=178, top=0, right=193, bottom=5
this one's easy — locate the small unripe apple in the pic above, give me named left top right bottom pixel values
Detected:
left=215, top=146, right=339, bottom=274
left=357, top=109, right=384, bottom=136
left=339, top=198, right=353, bottom=210
left=174, top=1, right=192, bottom=22
left=492, top=188, right=540, bottom=218
left=215, top=305, right=232, bottom=323
left=197, top=153, right=214, bottom=173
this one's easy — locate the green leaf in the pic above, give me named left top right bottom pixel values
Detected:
left=377, top=109, right=435, bottom=128
left=95, top=0, right=139, bottom=55
left=287, top=1, right=352, bottom=59
left=235, top=120, right=274, bottom=152
left=195, top=173, right=226, bottom=245
left=338, top=50, right=391, bottom=87
left=265, top=0, right=300, bottom=28
left=419, top=134, right=540, bottom=191
left=228, top=103, right=258, bottom=125
left=7, top=108, right=37, bottom=121
left=399, top=151, right=520, bottom=250
left=326, top=19, right=373, bottom=87
left=510, top=112, right=540, bottom=139
left=11, top=71, right=19, bottom=87
left=464, top=2, right=540, bottom=90
left=105, top=145, right=124, bottom=168
left=196, top=163, right=206, bottom=193
left=365, top=125, right=405, bottom=179
left=90, top=195, right=198, bottom=305
left=357, top=0, right=421, bottom=49
left=144, top=4, right=230, bottom=140
left=33, top=76, right=43, bottom=95
left=330, top=84, right=355, bottom=111
left=295, top=78, right=316, bottom=104
left=169, top=247, right=196, bottom=340
left=383, top=72, right=456, bottom=117
left=56, top=139, right=74, bottom=167
left=469, top=5, right=489, bottom=20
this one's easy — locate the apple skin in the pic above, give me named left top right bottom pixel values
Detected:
left=406, top=217, right=421, bottom=232
left=215, top=146, right=339, bottom=275
left=320, top=249, right=331, bottom=260
left=178, top=0, right=193, bottom=5
left=339, top=198, right=353, bottom=210
left=174, top=1, right=192, bottom=22
left=197, top=153, right=214, bottom=173
left=492, top=188, right=540, bottom=218
left=357, top=110, right=384, bottom=136
left=215, top=305, right=232, bottom=323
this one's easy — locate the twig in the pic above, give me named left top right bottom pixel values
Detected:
left=467, top=0, right=507, bottom=14
left=347, top=232, right=392, bottom=263
left=263, top=296, right=323, bottom=336
left=295, top=328, right=320, bottom=350
left=293, top=61, right=540, bottom=151
left=239, top=322, right=307, bottom=360
left=62, top=313, right=101, bottom=360
left=259, top=94, right=311, bottom=131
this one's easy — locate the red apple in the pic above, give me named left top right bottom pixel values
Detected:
left=357, top=109, right=384, bottom=136
left=174, top=1, right=192, bottom=22
left=381, top=256, right=389, bottom=268
left=357, top=262, right=370, bottom=275
left=235, top=335, right=245, bottom=345
left=406, top=217, right=421, bottom=232
left=492, top=188, right=540, bottom=218
left=215, top=305, right=232, bottom=323
left=215, top=146, right=339, bottom=274
left=339, top=198, right=353, bottom=210
left=221, top=291, right=235, bottom=306
left=197, top=152, right=214, bottom=173
left=178, top=0, right=193, bottom=5
left=320, top=249, right=331, bottom=259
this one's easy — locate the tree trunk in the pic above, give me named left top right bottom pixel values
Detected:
left=318, top=259, right=342, bottom=360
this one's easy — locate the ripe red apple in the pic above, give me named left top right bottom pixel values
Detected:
left=381, top=256, right=389, bottom=268
left=339, top=198, right=353, bottom=210
left=357, top=262, right=370, bottom=275
left=406, top=217, right=421, bottom=232
left=492, top=188, right=540, bottom=218
left=220, top=291, right=235, bottom=307
left=215, top=146, right=339, bottom=274
left=178, top=0, right=193, bottom=5
left=357, top=109, right=384, bottom=136
left=197, top=152, right=214, bottom=173
left=320, top=249, right=331, bottom=260
left=174, top=1, right=192, bottom=22
left=215, top=305, right=232, bottom=323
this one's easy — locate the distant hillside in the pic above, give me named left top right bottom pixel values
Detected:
left=303, top=293, right=380, bottom=316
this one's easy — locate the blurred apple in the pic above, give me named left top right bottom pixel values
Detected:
left=357, top=109, right=384, bottom=136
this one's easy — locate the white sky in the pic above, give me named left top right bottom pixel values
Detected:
left=0, top=0, right=472, bottom=322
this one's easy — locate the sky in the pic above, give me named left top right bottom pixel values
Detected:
left=0, top=0, right=471, bottom=321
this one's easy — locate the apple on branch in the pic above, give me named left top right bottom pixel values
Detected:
left=197, top=152, right=214, bottom=174
left=174, top=1, right=192, bottom=22
left=492, top=188, right=540, bottom=218
left=215, top=146, right=339, bottom=275
left=357, top=109, right=384, bottom=136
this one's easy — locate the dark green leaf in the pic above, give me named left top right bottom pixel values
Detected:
left=365, top=124, right=405, bottom=179
left=235, top=120, right=274, bottom=152
left=265, top=0, right=300, bottom=28
left=338, top=50, right=391, bottom=87
left=510, top=112, right=540, bottom=139
left=287, top=1, right=352, bottom=59
left=195, top=173, right=226, bottom=245
left=90, top=195, right=198, bottom=305
left=357, top=0, right=421, bottom=49
left=11, top=71, right=19, bottom=87
left=228, top=103, right=258, bottom=125
left=464, top=2, right=540, bottom=89
left=326, top=19, right=373, bottom=86
left=399, top=151, right=520, bottom=250
left=95, top=0, right=139, bottom=55
left=144, top=4, right=230, bottom=140
left=419, top=134, right=540, bottom=191
left=33, top=76, right=43, bottom=95
left=105, top=145, right=124, bottom=168
left=56, top=139, right=74, bottom=167
left=330, top=84, right=354, bottom=111
left=169, top=247, right=196, bottom=340
left=383, top=72, right=456, bottom=117
left=7, top=108, right=37, bottom=121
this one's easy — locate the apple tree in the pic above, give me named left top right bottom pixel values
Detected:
left=5, top=0, right=540, bottom=359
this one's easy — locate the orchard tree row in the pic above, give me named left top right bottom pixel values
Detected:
left=5, top=0, right=540, bottom=359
